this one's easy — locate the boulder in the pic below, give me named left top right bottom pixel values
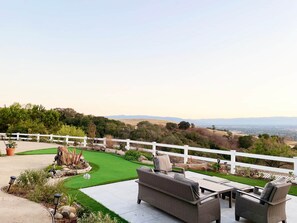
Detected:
left=116, top=150, right=125, bottom=156
left=54, top=213, right=63, bottom=219
left=55, top=170, right=64, bottom=177
left=69, top=213, right=76, bottom=219
left=61, top=210, right=70, bottom=218
left=105, top=148, right=117, bottom=153
left=59, top=205, right=77, bottom=214
left=187, top=163, right=209, bottom=171
left=138, top=155, right=148, bottom=162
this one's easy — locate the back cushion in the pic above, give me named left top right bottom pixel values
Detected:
left=153, top=155, right=172, bottom=172
left=260, top=177, right=287, bottom=201
left=174, top=173, right=200, bottom=199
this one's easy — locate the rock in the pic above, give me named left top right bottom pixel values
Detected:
left=55, top=170, right=64, bottom=177
left=59, top=205, right=77, bottom=214
left=61, top=210, right=70, bottom=218
left=69, top=212, right=76, bottom=219
left=105, top=148, right=117, bottom=153
left=187, top=163, right=209, bottom=171
left=54, top=213, right=63, bottom=219
left=174, top=163, right=188, bottom=169
left=138, top=155, right=148, bottom=162
left=116, top=150, right=125, bottom=156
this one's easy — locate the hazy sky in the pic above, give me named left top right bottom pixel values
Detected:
left=1, top=1, right=297, bottom=119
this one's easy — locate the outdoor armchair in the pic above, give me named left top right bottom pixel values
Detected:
left=235, top=182, right=291, bottom=223
left=153, top=154, right=185, bottom=176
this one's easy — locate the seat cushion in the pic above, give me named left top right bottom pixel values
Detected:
left=260, top=177, right=287, bottom=201
left=153, top=155, right=172, bottom=172
left=174, top=173, right=200, bottom=199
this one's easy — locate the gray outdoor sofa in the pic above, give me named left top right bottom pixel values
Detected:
left=136, top=167, right=221, bottom=223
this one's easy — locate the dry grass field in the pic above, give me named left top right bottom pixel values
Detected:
left=114, top=119, right=174, bottom=126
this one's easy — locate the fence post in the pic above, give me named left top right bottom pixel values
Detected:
left=103, top=137, right=107, bottom=147
left=125, top=139, right=130, bottom=150
left=65, top=135, right=69, bottom=145
left=184, top=145, right=189, bottom=164
left=16, top=133, right=20, bottom=141
left=230, top=150, right=236, bottom=174
left=49, top=134, right=53, bottom=142
left=152, top=142, right=157, bottom=156
left=83, top=136, right=87, bottom=147
left=37, top=134, right=40, bottom=143
left=294, top=157, right=297, bottom=176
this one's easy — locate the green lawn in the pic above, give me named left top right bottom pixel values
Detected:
left=18, top=148, right=143, bottom=223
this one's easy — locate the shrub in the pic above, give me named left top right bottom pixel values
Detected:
left=64, top=193, right=77, bottom=206
left=43, top=164, right=63, bottom=173
left=16, top=169, right=48, bottom=189
left=78, top=212, right=118, bottom=223
left=124, top=150, right=141, bottom=161
left=140, top=151, right=153, bottom=161
left=28, top=181, right=66, bottom=203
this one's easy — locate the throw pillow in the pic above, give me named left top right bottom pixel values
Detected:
left=260, top=177, right=287, bottom=201
left=153, top=155, right=172, bottom=172
left=174, top=173, right=200, bottom=199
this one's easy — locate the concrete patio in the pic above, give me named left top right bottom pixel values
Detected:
left=81, top=171, right=297, bottom=223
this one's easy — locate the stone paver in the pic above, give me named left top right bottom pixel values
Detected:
left=81, top=171, right=297, bottom=223
left=0, top=141, right=59, bottom=223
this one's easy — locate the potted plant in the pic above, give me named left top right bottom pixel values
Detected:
left=5, top=140, right=17, bottom=156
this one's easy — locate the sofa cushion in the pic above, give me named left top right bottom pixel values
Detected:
left=139, top=166, right=155, bottom=173
left=174, top=173, right=200, bottom=199
left=260, top=177, right=287, bottom=201
left=153, top=155, right=172, bottom=172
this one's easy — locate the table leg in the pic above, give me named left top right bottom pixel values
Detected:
left=229, top=191, right=232, bottom=208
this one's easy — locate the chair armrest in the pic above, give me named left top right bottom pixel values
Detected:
left=199, top=192, right=219, bottom=204
left=237, top=190, right=291, bottom=206
left=253, top=186, right=263, bottom=195
left=237, top=190, right=265, bottom=202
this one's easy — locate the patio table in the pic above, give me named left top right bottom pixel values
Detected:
left=203, top=176, right=230, bottom=184
left=222, top=181, right=253, bottom=198
left=189, top=177, right=233, bottom=208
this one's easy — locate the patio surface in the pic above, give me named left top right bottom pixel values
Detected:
left=81, top=171, right=297, bottom=223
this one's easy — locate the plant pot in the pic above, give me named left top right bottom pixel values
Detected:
left=6, top=148, right=15, bottom=156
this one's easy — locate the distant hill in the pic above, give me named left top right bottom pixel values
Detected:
left=107, top=115, right=297, bottom=126
left=113, top=118, right=172, bottom=126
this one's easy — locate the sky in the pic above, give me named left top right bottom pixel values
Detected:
left=1, top=1, right=297, bottom=119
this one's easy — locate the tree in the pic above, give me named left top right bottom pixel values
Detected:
left=87, top=122, right=96, bottom=138
left=56, top=124, right=85, bottom=137
left=165, top=122, right=178, bottom=130
left=250, top=137, right=295, bottom=167
left=238, top=135, right=254, bottom=149
left=178, top=121, right=190, bottom=130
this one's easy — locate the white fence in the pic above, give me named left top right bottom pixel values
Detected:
left=2, top=132, right=297, bottom=176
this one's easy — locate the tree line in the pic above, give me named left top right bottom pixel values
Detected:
left=0, top=103, right=296, bottom=167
